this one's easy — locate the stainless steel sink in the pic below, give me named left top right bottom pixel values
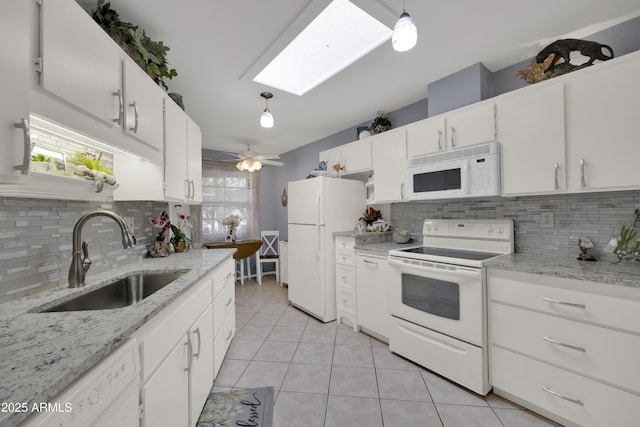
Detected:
left=42, top=272, right=185, bottom=312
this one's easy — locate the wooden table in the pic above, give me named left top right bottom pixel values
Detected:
left=203, top=240, right=262, bottom=285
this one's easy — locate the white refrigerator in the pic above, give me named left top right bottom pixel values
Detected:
left=288, top=177, right=365, bottom=322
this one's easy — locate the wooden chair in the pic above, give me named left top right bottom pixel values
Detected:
left=256, top=231, right=280, bottom=285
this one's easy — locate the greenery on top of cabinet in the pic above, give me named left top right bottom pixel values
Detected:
left=91, top=0, right=178, bottom=90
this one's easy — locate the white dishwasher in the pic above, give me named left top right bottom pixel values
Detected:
left=24, top=338, right=140, bottom=427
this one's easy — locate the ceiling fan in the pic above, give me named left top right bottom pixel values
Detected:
left=224, top=142, right=284, bottom=172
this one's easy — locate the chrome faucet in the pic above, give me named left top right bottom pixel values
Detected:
left=68, top=209, right=136, bottom=288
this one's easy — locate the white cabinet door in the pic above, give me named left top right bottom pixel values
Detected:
left=499, top=83, right=566, bottom=195
left=41, top=0, right=121, bottom=127
left=164, top=98, right=189, bottom=200
left=371, top=128, right=407, bottom=202
left=341, top=138, right=372, bottom=174
left=356, top=254, right=389, bottom=339
left=406, top=116, right=446, bottom=157
left=123, top=59, right=164, bottom=159
left=0, top=0, right=31, bottom=183
left=142, top=335, right=190, bottom=427
left=446, top=102, right=496, bottom=149
left=187, top=116, right=203, bottom=203
left=565, top=54, right=640, bottom=192
left=189, top=305, right=214, bottom=426
left=318, top=147, right=342, bottom=175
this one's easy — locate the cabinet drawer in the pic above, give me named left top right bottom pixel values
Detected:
left=491, top=346, right=640, bottom=427
left=213, top=280, right=235, bottom=336
left=491, top=303, right=640, bottom=393
left=488, top=269, right=640, bottom=333
left=336, top=250, right=356, bottom=266
left=212, top=257, right=235, bottom=299
left=213, top=309, right=236, bottom=378
left=337, top=286, right=356, bottom=316
left=335, top=237, right=355, bottom=251
left=137, top=280, right=211, bottom=382
left=336, top=264, right=356, bottom=288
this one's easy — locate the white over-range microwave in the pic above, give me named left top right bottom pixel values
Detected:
left=406, top=142, right=501, bottom=200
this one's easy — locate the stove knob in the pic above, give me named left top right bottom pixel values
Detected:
left=488, top=225, right=495, bottom=233
left=498, top=226, right=504, bottom=234
left=434, top=224, right=439, bottom=231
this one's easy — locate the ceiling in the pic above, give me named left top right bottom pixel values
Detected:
left=78, top=0, right=640, bottom=157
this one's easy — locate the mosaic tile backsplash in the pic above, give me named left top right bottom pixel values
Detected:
left=0, top=198, right=168, bottom=304
left=391, top=190, right=640, bottom=262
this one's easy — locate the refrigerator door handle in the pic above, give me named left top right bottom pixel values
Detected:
left=315, top=190, right=321, bottom=225
left=316, top=226, right=322, bottom=276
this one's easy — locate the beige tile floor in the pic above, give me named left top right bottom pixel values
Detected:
left=212, top=277, right=562, bottom=427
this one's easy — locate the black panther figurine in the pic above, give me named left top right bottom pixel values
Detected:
left=536, top=38, right=614, bottom=73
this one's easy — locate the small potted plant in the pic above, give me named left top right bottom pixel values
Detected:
left=170, top=214, right=192, bottom=252
left=30, top=154, right=51, bottom=173
left=371, top=112, right=391, bottom=134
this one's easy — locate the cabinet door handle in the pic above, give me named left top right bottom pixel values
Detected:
left=192, top=327, right=202, bottom=359
left=437, top=129, right=443, bottom=150
left=225, top=330, right=233, bottom=341
left=225, top=297, right=233, bottom=307
left=113, top=89, right=124, bottom=125
left=184, top=179, right=190, bottom=199
left=541, top=386, right=584, bottom=406
left=542, top=297, right=586, bottom=309
left=129, top=101, right=139, bottom=133
left=553, top=163, right=559, bottom=190
left=184, top=339, right=193, bottom=372
left=580, top=159, right=586, bottom=188
left=543, top=336, right=586, bottom=353
left=400, top=183, right=405, bottom=199
left=14, top=118, right=31, bottom=175
left=363, top=259, right=378, bottom=267
left=190, top=180, right=195, bottom=200
left=225, top=272, right=233, bottom=280
left=450, top=126, right=456, bottom=147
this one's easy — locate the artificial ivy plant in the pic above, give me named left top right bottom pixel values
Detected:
left=91, top=0, right=178, bottom=90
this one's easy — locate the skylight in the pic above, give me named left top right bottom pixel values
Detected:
left=253, top=0, right=392, bottom=96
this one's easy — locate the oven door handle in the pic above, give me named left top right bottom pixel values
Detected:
left=389, top=257, right=482, bottom=280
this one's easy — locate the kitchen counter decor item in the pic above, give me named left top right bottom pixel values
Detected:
left=357, top=126, right=371, bottom=139
left=149, top=211, right=172, bottom=257
left=371, top=112, right=391, bottom=134
left=392, top=228, right=411, bottom=243
left=577, top=236, right=597, bottom=261
left=221, top=214, right=242, bottom=242
left=608, top=208, right=640, bottom=263
left=170, top=214, right=192, bottom=252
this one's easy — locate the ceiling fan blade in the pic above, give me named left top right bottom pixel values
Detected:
left=260, top=159, right=284, bottom=166
left=254, top=154, right=281, bottom=161
left=220, top=151, right=245, bottom=159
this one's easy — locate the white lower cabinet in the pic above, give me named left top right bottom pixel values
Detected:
left=355, top=253, right=389, bottom=340
left=488, top=268, right=640, bottom=427
left=212, top=257, right=236, bottom=378
left=335, top=237, right=357, bottom=330
left=137, top=258, right=236, bottom=427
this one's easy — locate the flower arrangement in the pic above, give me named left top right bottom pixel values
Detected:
left=609, top=209, right=640, bottom=263
left=220, top=214, right=241, bottom=229
left=220, top=214, right=242, bottom=242
left=150, top=211, right=171, bottom=241
left=332, top=162, right=345, bottom=174
left=359, top=207, right=383, bottom=225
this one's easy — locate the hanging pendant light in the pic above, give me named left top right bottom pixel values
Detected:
left=392, top=0, right=417, bottom=52
left=260, top=92, right=274, bottom=128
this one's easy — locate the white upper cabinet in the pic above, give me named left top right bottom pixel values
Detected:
left=123, top=59, right=165, bottom=154
left=318, top=146, right=342, bottom=175
left=341, top=138, right=372, bottom=174
left=371, top=128, right=407, bottom=202
left=565, top=52, right=640, bottom=192
left=41, top=0, right=121, bottom=128
left=446, top=102, right=496, bottom=149
left=406, top=116, right=446, bottom=158
left=0, top=0, right=31, bottom=184
left=499, top=83, right=566, bottom=196
left=406, top=102, right=496, bottom=159
left=164, top=98, right=202, bottom=203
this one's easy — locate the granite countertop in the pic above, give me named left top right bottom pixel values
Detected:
left=0, top=248, right=235, bottom=427
left=486, top=253, right=640, bottom=289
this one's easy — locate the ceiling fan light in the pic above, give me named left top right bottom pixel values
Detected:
left=253, top=161, right=263, bottom=171
left=236, top=161, right=244, bottom=171
left=260, top=109, right=274, bottom=128
left=392, top=11, right=417, bottom=52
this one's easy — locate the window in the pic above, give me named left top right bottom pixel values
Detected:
left=197, top=160, right=259, bottom=243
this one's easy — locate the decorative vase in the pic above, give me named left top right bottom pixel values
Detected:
left=148, top=241, right=171, bottom=258
left=225, top=226, right=236, bottom=242
left=174, top=241, right=186, bottom=253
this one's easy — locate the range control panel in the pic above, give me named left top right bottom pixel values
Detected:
left=423, top=219, right=514, bottom=241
